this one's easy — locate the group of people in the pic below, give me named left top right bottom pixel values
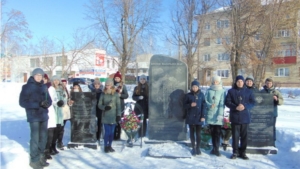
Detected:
left=19, top=68, right=149, bottom=168
left=184, top=75, right=283, bottom=160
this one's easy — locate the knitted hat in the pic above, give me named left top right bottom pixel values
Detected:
left=94, top=77, right=101, bottom=84
left=235, top=75, right=244, bottom=82
left=105, top=79, right=114, bottom=86
left=245, top=75, right=254, bottom=82
left=113, top=71, right=122, bottom=80
left=51, top=75, right=60, bottom=81
left=139, top=74, right=147, bottom=81
left=191, top=80, right=200, bottom=87
left=43, top=74, right=49, bottom=80
left=212, top=76, right=221, bottom=83
left=265, top=78, right=273, bottom=83
left=61, top=79, right=67, bottom=83
left=32, top=68, right=44, bottom=76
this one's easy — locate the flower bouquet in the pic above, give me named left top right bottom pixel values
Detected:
left=200, top=125, right=212, bottom=150
left=120, top=111, right=141, bottom=147
left=221, top=115, right=232, bottom=150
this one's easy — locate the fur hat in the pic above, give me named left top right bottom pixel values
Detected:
left=235, top=75, right=244, bottom=82
left=94, top=77, right=101, bottom=85
left=139, top=74, right=147, bottom=81
left=113, top=71, right=122, bottom=80
left=32, top=68, right=44, bottom=76
left=105, top=79, right=114, bottom=86
left=191, top=80, right=200, bottom=87
left=43, top=74, right=49, bottom=80
left=51, top=75, right=60, bottom=81
left=245, top=76, right=254, bottom=82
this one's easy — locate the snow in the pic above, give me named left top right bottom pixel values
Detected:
left=1, top=82, right=300, bottom=169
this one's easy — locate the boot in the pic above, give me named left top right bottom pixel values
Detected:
left=39, top=154, right=49, bottom=167
left=222, top=143, right=228, bottom=151
left=44, top=149, right=52, bottom=160
left=50, top=144, right=59, bottom=155
left=210, top=148, right=215, bottom=155
left=108, top=146, right=115, bottom=152
left=57, top=142, right=64, bottom=150
left=29, top=161, right=43, bottom=169
left=104, top=146, right=109, bottom=153
left=191, top=147, right=196, bottom=156
left=57, top=125, right=65, bottom=150
left=195, top=146, right=201, bottom=155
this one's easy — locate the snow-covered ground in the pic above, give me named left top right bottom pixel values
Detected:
left=1, top=82, right=300, bottom=169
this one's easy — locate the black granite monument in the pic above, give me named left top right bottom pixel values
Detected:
left=247, top=92, right=277, bottom=154
left=68, top=92, right=97, bottom=149
left=148, top=55, right=188, bottom=141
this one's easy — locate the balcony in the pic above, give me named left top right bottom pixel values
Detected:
left=272, top=56, right=297, bottom=64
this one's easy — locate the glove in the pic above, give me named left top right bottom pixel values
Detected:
left=105, top=105, right=111, bottom=111
left=57, top=100, right=64, bottom=107
left=40, top=100, right=49, bottom=108
left=138, top=96, right=144, bottom=100
left=116, top=116, right=121, bottom=123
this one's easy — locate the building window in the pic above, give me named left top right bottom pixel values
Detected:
left=275, top=30, right=290, bottom=38
left=223, top=36, right=231, bottom=44
left=275, top=68, right=289, bottom=77
left=217, top=70, right=229, bottom=78
left=204, top=22, right=210, bottom=30
left=30, top=58, right=40, bottom=68
left=217, top=20, right=229, bottom=28
left=43, top=57, right=53, bottom=67
left=255, top=33, right=261, bottom=40
left=204, top=38, right=210, bottom=46
left=218, top=53, right=230, bottom=61
left=107, top=59, right=110, bottom=68
left=112, top=60, right=115, bottom=68
left=216, top=38, right=222, bottom=45
left=56, top=56, right=62, bottom=66
left=204, top=54, right=210, bottom=61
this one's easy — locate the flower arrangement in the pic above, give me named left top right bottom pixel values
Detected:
left=201, top=125, right=211, bottom=135
left=223, top=116, right=231, bottom=129
left=120, top=111, right=140, bottom=131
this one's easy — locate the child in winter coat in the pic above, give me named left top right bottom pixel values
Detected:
left=205, top=76, right=226, bottom=156
left=98, top=79, right=121, bottom=153
left=50, top=75, right=65, bottom=155
left=184, top=80, right=207, bottom=156
left=19, top=68, right=52, bottom=168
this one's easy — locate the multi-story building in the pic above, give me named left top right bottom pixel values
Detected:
left=0, top=48, right=119, bottom=83
left=196, top=5, right=300, bottom=87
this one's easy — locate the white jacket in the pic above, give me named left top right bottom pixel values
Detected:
left=47, top=86, right=57, bottom=128
left=62, top=88, right=71, bottom=120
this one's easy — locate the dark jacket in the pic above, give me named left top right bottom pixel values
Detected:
left=114, top=82, right=129, bottom=112
left=246, top=85, right=259, bottom=92
left=225, top=85, right=255, bottom=124
left=132, top=83, right=149, bottom=118
left=19, top=76, right=52, bottom=122
left=260, top=85, right=283, bottom=117
left=184, top=90, right=207, bottom=125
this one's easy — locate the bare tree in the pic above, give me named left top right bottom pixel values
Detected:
left=85, top=0, right=161, bottom=79
left=167, top=0, right=216, bottom=85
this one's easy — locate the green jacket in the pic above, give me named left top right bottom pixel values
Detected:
left=98, top=91, right=121, bottom=124
left=260, top=85, right=283, bottom=117
left=205, top=86, right=226, bottom=125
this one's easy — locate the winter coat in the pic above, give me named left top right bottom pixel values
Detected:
left=184, top=90, right=207, bottom=125
left=62, top=87, right=71, bottom=120
left=53, top=86, right=64, bottom=126
left=246, top=85, right=259, bottom=92
left=132, top=84, right=149, bottom=119
left=225, top=85, right=255, bottom=125
left=92, top=87, right=102, bottom=118
left=19, top=76, right=52, bottom=122
left=260, top=85, right=283, bottom=117
left=47, top=86, right=58, bottom=128
left=205, top=86, right=226, bottom=125
left=98, top=89, right=121, bottom=124
left=114, top=82, right=129, bottom=112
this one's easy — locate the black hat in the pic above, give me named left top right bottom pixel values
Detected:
left=73, top=81, right=79, bottom=86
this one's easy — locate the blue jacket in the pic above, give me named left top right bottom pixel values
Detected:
left=225, top=85, right=255, bottom=124
left=184, top=90, right=207, bottom=125
left=19, top=76, right=52, bottom=122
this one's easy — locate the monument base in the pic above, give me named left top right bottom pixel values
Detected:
left=67, top=142, right=98, bottom=150
left=246, top=146, right=278, bottom=155
left=146, top=141, right=192, bottom=159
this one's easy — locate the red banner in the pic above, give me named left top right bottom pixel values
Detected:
left=95, top=53, right=105, bottom=66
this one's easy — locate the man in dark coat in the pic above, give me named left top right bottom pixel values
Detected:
left=19, top=68, right=52, bottom=168
left=225, top=75, right=255, bottom=160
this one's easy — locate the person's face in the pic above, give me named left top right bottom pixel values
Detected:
left=246, top=80, right=253, bottom=87
left=105, top=84, right=111, bottom=89
left=43, top=78, right=48, bottom=84
left=192, top=85, right=199, bottom=92
left=140, top=78, right=146, bottom=84
left=73, top=85, right=80, bottom=90
left=94, top=83, right=101, bottom=89
left=236, top=80, right=244, bottom=88
left=53, top=79, right=60, bottom=86
left=213, top=80, right=220, bottom=85
left=34, top=74, right=43, bottom=83
left=62, top=82, right=67, bottom=86
left=114, top=77, right=121, bottom=82
left=265, top=81, right=273, bottom=88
